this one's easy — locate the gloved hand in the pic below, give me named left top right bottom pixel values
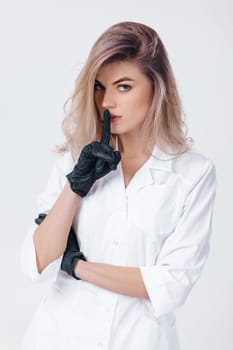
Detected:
left=66, top=109, right=121, bottom=197
left=34, top=213, right=47, bottom=225
left=60, top=226, right=86, bottom=280
left=34, top=213, right=86, bottom=280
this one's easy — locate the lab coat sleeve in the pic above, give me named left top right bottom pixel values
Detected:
left=140, top=159, right=217, bottom=318
left=20, top=153, right=72, bottom=283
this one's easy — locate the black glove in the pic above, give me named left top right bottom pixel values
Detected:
left=34, top=213, right=86, bottom=280
left=66, top=109, right=121, bottom=197
left=60, top=226, right=86, bottom=280
left=34, top=213, right=47, bottom=225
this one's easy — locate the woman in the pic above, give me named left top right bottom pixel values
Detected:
left=20, top=21, right=217, bottom=349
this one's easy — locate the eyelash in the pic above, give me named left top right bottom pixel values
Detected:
left=118, top=85, right=131, bottom=91
left=94, top=83, right=131, bottom=92
left=94, top=83, right=103, bottom=91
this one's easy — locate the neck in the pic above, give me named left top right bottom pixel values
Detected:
left=116, top=132, right=154, bottom=158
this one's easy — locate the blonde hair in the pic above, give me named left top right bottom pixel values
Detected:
left=58, top=21, right=192, bottom=158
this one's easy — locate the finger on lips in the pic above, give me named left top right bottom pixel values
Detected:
left=101, top=109, right=111, bottom=145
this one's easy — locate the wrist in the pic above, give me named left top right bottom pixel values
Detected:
left=67, top=176, right=89, bottom=197
left=64, top=181, right=82, bottom=199
left=74, top=258, right=86, bottom=279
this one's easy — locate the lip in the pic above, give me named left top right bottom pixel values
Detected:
left=110, top=114, right=122, bottom=122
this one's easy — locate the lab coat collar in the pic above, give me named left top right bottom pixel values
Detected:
left=150, top=145, right=174, bottom=173
left=148, top=145, right=175, bottom=188
left=125, top=145, right=174, bottom=194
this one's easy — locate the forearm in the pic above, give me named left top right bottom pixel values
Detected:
left=75, top=260, right=149, bottom=299
left=33, top=182, right=81, bottom=273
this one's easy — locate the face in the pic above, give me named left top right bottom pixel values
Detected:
left=94, top=60, right=153, bottom=137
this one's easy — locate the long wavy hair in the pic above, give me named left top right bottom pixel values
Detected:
left=58, top=21, right=192, bottom=159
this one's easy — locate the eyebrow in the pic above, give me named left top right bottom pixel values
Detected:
left=95, top=77, right=135, bottom=86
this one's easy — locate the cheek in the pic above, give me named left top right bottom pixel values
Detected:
left=131, top=90, right=152, bottom=117
left=94, top=93, right=102, bottom=107
left=94, top=95, right=104, bottom=115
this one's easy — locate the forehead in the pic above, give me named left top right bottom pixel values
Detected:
left=96, top=60, right=145, bottom=82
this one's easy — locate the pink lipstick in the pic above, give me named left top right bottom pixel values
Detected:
left=110, top=114, right=122, bottom=123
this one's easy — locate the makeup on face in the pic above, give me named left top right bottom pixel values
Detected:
left=94, top=60, right=153, bottom=136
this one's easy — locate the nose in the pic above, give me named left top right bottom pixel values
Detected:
left=101, top=89, right=116, bottom=109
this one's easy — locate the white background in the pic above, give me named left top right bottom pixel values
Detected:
left=0, top=0, right=232, bottom=349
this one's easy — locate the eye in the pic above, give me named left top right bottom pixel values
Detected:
left=94, top=82, right=104, bottom=91
left=118, top=84, right=131, bottom=91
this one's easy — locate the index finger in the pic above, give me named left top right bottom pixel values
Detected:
left=101, top=109, right=111, bottom=145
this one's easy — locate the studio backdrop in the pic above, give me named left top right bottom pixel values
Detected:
left=0, top=1, right=232, bottom=349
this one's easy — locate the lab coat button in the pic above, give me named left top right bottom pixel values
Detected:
left=105, top=306, right=110, bottom=312
left=113, top=240, right=119, bottom=246
left=97, top=341, right=104, bottom=348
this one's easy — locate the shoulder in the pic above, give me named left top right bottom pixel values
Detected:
left=172, top=149, right=216, bottom=189
left=52, top=150, right=76, bottom=175
left=37, top=151, right=76, bottom=208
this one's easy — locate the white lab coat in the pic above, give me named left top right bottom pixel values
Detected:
left=20, top=145, right=217, bottom=350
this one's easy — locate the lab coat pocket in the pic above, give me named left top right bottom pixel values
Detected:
left=47, top=282, right=91, bottom=332
left=54, top=276, right=98, bottom=309
left=47, top=282, right=77, bottom=314
left=132, top=184, right=182, bottom=240
left=143, top=299, right=176, bottom=329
